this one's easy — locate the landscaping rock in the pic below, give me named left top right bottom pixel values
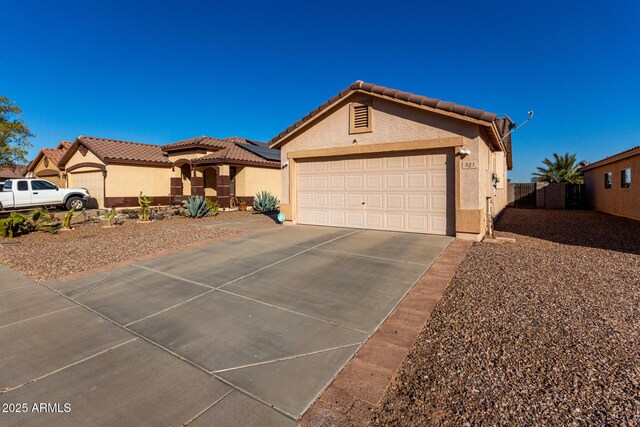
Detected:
left=373, top=209, right=640, bottom=426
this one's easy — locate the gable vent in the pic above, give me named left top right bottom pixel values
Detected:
left=349, top=103, right=373, bottom=134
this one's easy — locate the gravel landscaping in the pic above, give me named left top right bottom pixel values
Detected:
left=0, top=210, right=253, bottom=281
left=373, top=208, right=640, bottom=426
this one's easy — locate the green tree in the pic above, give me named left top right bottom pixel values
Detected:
left=531, top=152, right=584, bottom=184
left=0, top=96, right=34, bottom=166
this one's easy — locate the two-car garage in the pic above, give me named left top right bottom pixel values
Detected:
left=296, top=150, right=455, bottom=235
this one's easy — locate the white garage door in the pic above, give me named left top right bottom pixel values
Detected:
left=69, top=171, right=104, bottom=208
left=297, top=150, right=454, bottom=235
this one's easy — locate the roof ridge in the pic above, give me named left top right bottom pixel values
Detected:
left=79, top=135, right=161, bottom=148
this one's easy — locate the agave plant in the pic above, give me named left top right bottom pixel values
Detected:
left=0, top=208, right=56, bottom=238
left=253, top=191, right=280, bottom=213
left=184, top=196, right=210, bottom=218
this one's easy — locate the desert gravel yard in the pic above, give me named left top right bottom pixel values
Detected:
left=0, top=211, right=252, bottom=281
left=373, top=208, right=640, bottom=426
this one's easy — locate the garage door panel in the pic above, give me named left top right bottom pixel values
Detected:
left=329, top=176, right=345, bottom=189
left=346, top=175, right=363, bottom=189
left=297, top=151, right=453, bottom=235
left=407, top=194, right=428, bottom=210
left=70, top=171, right=104, bottom=209
left=347, top=212, right=365, bottom=228
left=385, top=157, right=403, bottom=169
left=386, top=194, right=405, bottom=210
left=330, top=193, right=346, bottom=208
left=365, top=193, right=384, bottom=209
left=386, top=174, right=404, bottom=189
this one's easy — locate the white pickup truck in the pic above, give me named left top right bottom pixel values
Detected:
left=0, top=178, right=90, bottom=211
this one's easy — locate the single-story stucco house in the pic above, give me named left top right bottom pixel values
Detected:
left=25, top=141, right=72, bottom=187
left=55, top=135, right=280, bottom=209
left=580, top=145, right=639, bottom=221
left=269, top=81, right=514, bottom=241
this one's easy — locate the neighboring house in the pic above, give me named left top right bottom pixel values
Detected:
left=580, top=145, right=639, bottom=221
left=57, top=135, right=280, bottom=209
left=25, top=141, right=72, bottom=186
left=0, top=165, right=27, bottom=185
left=269, top=81, right=513, bottom=241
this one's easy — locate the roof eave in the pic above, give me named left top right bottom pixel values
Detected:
left=269, top=88, right=498, bottom=149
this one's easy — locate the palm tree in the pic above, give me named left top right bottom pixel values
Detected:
left=531, top=153, right=584, bottom=184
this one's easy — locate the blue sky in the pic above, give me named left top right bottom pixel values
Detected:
left=2, top=1, right=639, bottom=181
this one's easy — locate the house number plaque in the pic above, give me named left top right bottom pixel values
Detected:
left=462, top=161, right=478, bottom=169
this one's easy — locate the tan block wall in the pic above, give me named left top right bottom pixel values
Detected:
left=105, top=164, right=172, bottom=197
left=235, top=166, right=281, bottom=199
left=584, top=155, right=640, bottom=221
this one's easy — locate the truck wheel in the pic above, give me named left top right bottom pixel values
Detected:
left=66, top=197, right=85, bottom=211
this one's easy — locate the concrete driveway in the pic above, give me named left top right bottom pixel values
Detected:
left=0, top=216, right=452, bottom=426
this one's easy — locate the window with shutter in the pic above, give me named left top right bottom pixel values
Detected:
left=349, top=103, right=372, bottom=134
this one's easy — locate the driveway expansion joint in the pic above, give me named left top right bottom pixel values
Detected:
left=211, top=342, right=364, bottom=374
left=0, top=338, right=138, bottom=395
left=0, top=306, right=79, bottom=330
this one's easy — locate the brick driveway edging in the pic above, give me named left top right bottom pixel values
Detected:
left=299, top=239, right=472, bottom=427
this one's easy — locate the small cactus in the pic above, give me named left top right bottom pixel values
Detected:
left=104, top=207, right=118, bottom=227
left=62, top=206, right=84, bottom=229
left=138, top=192, right=153, bottom=221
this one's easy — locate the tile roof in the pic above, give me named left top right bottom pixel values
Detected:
left=0, top=165, right=27, bottom=179
left=579, top=145, right=640, bottom=172
left=162, top=136, right=229, bottom=151
left=60, top=136, right=172, bottom=167
left=26, top=141, right=72, bottom=172
left=269, top=80, right=501, bottom=147
left=185, top=137, right=280, bottom=167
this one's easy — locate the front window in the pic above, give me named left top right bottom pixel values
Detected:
left=31, top=180, right=57, bottom=190
left=604, top=172, right=612, bottom=189
left=17, top=180, right=29, bottom=191
left=621, top=168, right=631, bottom=188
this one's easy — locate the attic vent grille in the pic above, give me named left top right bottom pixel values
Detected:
left=349, top=103, right=372, bottom=134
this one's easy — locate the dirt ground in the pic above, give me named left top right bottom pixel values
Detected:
left=373, top=209, right=640, bottom=426
left=0, top=210, right=254, bottom=281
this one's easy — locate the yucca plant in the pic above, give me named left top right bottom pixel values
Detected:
left=138, top=192, right=153, bottom=221
left=62, top=206, right=84, bottom=229
left=253, top=191, right=280, bottom=213
left=184, top=196, right=210, bottom=218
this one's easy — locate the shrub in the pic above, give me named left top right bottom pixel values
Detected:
left=0, top=209, right=56, bottom=238
left=121, top=208, right=139, bottom=219
left=253, top=191, right=280, bottom=213
left=184, top=196, right=210, bottom=218
left=205, top=198, right=219, bottom=216
left=138, top=192, right=153, bottom=221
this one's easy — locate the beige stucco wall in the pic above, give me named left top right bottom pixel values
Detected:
left=65, top=149, right=104, bottom=169
left=32, top=157, right=65, bottom=187
left=105, top=164, right=172, bottom=197
left=235, top=166, right=281, bottom=199
left=584, top=155, right=639, bottom=221
left=276, top=94, right=509, bottom=239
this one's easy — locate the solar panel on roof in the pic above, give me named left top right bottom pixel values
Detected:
left=235, top=142, right=280, bottom=162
